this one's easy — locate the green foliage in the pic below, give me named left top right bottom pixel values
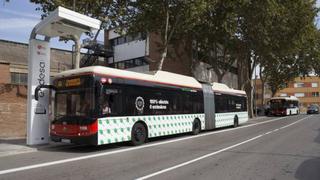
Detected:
left=29, top=0, right=320, bottom=115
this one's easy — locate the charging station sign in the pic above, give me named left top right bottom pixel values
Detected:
left=27, top=39, right=50, bottom=145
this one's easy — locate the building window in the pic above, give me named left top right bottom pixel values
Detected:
left=280, top=93, right=287, bottom=97
left=109, top=57, right=149, bottom=70
left=312, top=92, right=319, bottom=97
left=311, top=83, right=318, bottom=88
left=11, top=72, right=27, bottom=85
left=294, top=83, right=304, bottom=88
left=294, top=93, right=305, bottom=97
left=109, top=32, right=147, bottom=47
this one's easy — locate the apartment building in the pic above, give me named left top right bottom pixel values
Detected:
left=253, top=76, right=320, bottom=113
left=276, top=76, right=320, bottom=108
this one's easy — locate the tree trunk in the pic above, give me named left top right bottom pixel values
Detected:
left=271, top=89, right=277, bottom=97
left=244, top=80, right=254, bottom=118
left=158, top=47, right=167, bottom=71
left=157, top=1, right=169, bottom=71
left=217, top=73, right=223, bottom=83
left=260, top=79, right=265, bottom=106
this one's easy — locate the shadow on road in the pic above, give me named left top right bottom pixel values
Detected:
left=295, top=128, right=320, bottom=180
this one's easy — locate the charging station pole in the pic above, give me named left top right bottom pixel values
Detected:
left=26, top=6, right=100, bottom=145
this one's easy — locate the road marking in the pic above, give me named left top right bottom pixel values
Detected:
left=0, top=115, right=303, bottom=175
left=136, top=115, right=312, bottom=180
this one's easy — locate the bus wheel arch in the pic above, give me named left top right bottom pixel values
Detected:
left=233, top=115, right=239, bottom=128
left=131, top=121, right=148, bottom=146
left=192, top=118, right=201, bottom=135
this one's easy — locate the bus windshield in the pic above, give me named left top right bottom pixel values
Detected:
left=55, top=88, right=95, bottom=119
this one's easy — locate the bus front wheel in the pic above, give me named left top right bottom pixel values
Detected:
left=131, top=122, right=148, bottom=146
left=192, top=119, right=201, bottom=135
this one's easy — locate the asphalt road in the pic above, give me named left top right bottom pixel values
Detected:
left=0, top=114, right=319, bottom=180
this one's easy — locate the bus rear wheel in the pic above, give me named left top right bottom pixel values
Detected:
left=131, top=122, right=147, bottom=146
left=192, top=119, right=201, bottom=135
left=233, top=116, right=239, bottom=128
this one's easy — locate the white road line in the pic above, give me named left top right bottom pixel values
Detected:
left=0, top=115, right=302, bottom=175
left=136, top=115, right=312, bottom=180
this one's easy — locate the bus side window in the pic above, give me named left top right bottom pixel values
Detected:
left=101, top=86, right=123, bottom=116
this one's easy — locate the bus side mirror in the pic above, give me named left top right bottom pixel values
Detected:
left=34, top=85, right=57, bottom=101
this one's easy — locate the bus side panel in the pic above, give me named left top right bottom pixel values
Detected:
left=238, top=111, right=249, bottom=124
left=97, top=117, right=134, bottom=145
left=97, top=114, right=205, bottom=145
left=215, top=111, right=248, bottom=128
left=286, top=107, right=299, bottom=115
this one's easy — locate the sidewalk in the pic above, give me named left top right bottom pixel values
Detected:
left=0, top=138, right=73, bottom=157
left=0, top=138, right=37, bottom=157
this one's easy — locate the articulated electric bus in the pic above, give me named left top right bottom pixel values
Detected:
left=36, top=66, right=248, bottom=146
left=270, top=96, right=300, bottom=116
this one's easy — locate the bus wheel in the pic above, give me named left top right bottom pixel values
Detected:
left=192, top=119, right=201, bottom=135
left=131, top=122, right=147, bottom=146
left=233, top=116, right=239, bottom=128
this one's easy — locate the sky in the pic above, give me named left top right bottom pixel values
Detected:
left=0, top=0, right=104, bottom=51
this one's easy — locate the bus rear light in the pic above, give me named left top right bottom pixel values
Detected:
left=101, top=78, right=107, bottom=83
left=100, top=78, right=112, bottom=84
left=88, top=120, right=98, bottom=133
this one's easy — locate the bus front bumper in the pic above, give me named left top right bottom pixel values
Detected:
left=50, top=133, right=97, bottom=145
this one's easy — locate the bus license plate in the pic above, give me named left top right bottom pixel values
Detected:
left=61, top=139, right=71, bottom=143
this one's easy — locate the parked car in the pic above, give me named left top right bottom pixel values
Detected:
left=264, top=105, right=271, bottom=116
left=307, top=105, right=319, bottom=114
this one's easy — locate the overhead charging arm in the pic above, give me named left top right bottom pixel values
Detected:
left=34, top=85, right=57, bottom=101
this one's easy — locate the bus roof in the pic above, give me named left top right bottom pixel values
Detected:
left=55, top=66, right=246, bottom=96
left=270, top=96, right=299, bottom=101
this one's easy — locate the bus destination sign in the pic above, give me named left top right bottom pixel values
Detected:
left=66, top=78, right=81, bottom=87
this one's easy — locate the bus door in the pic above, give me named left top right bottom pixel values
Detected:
left=202, top=84, right=215, bottom=130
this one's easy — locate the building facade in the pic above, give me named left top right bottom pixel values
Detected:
left=0, top=39, right=72, bottom=138
left=254, top=76, right=320, bottom=113
left=104, top=29, right=239, bottom=89
left=276, top=77, right=320, bottom=110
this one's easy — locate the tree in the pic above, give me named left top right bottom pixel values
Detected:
left=193, top=1, right=239, bottom=83
left=30, top=0, right=320, bottom=118
left=259, top=1, right=320, bottom=99
left=119, top=0, right=207, bottom=71
left=233, top=0, right=319, bottom=118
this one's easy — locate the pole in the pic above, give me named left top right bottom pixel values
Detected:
left=73, top=0, right=76, bottom=11
left=73, top=35, right=81, bottom=69
left=254, top=67, right=257, bottom=117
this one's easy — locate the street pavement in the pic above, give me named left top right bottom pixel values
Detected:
left=0, top=115, right=319, bottom=180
